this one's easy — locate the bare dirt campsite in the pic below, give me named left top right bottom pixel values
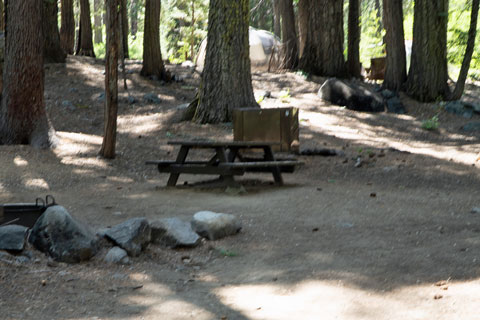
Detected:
left=1, top=57, right=480, bottom=319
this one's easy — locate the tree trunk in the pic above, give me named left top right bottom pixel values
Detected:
left=141, top=0, right=168, bottom=80
left=279, top=0, right=298, bottom=69
left=129, top=0, right=138, bottom=38
left=0, top=0, right=55, bottom=148
left=99, top=0, right=119, bottom=159
left=273, top=0, right=281, bottom=38
left=43, top=0, right=67, bottom=63
left=192, top=0, right=258, bottom=124
left=93, top=0, right=103, bottom=43
left=383, top=0, right=407, bottom=91
left=347, top=0, right=361, bottom=78
left=297, top=0, right=309, bottom=59
left=121, top=0, right=129, bottom=58
left=76, top=0, right=96, bottom=57
left=299, top=0, right=346, bottom=77
left=449, top=0, right=479, bottom=100
left=0, top=0, right=4, bottom=31
left=406, top=0, right=449, bottom=102
left=60, top=0, right=75, bottom=54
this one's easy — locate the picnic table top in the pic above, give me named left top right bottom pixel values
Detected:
left=167, top=140, right=281, bottom=148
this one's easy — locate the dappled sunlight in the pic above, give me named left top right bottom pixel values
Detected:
left=117, top=113, right=164, bottom=135
left=53, top=132, right=109, bottom=169
left=13, top=156, right=29, bottom=167
left=24, top=178, right=50, bottom=191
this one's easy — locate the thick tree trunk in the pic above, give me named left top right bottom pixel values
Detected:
left=121, top=0, right=129, bottom=58
left=299, top=0, right=346, bottom=77
left=141, top=0, right=168, bottom=80
left=406, top=0, right=449, bottom=102
left=100, top=0, right=119, bottom=159
left=129, top=0, right=138, bottom=37
left=76, top=0, right=96, bottom=57
left=297, top=0, right=309, bottom=59
left=0, top=0, right=55, bottom=148
left=383, top=0, right=407, bottom=91
left=0, top=0, right=4, bottom=31
left=347, top=0, right=361, bottom=78
left=60, top=0, right=75, bottom=54
left=193, top=0, right=258, bottom=124
left=449, top=0, right=479, bottom=100
left=273, top=0, right=281, bottom=38
left=43, top=0, right=67, bottom=63
left=93, top=0, right=103, bottom=44
left=279, top=0, right=298, bottom=69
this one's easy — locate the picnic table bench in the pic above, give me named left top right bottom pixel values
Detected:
left=146, top=140, right=304, bottom=187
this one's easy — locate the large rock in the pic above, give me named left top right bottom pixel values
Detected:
left=104, top=218, right=151, bottom=257
left=0, top=225, right=28, bottom=252
left=151, top=217, right=200, bottom=248
left=445, top=101, right=473, bottom=119
left=29, top=206, right=99, bottom=263
left=386, top=96, right=406, bottom=114
left=462, top=122, right=480, bottom=132
left=191, top=211, right=242, bottom=241
left=318, top=78, right=385, bottom=112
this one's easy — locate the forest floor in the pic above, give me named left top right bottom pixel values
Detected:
left=1, top=56, right=480, bottom=320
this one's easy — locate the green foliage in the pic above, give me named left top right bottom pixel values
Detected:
left=421, top=115, right=440, bottom=131
left=359, top=7, right=385, bottom=68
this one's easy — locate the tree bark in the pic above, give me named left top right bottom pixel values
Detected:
left=383, top=0, right=407, bottom=91
left=297, top=0, right=309, bottom=59
left=347, top=0, right=361, bottom=78
left=100, top=0, right=119, bottom=159
left=279, top=0, right=298, bottom=69
left=93, top=0, right=103, bottom=44
left=0, top=0, right=4, bottom=31
left=0, top=0, right=55, bottom=148
left=76, top=0, right=96, bottom=57
left=43, top=0, right=67, bottom=63
left=192, top=0, right=258, bottom=124
left=406, top=0, right=449, bottom=102
left=273, top=0, right=281, bottom=38
left=129, top=0, right=138, bottom=38
left=120, top=0, right=129, bottom=58
left=299, top=0, right=346, bottom=77
left=141, top=0, right=168, bottom=80
left=449, top=0, right=479, bottom=100
left=60, top=0, right=75, bottom=54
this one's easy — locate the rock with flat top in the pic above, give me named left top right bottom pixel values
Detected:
left=0, top=225, right=28, bottom=252
left=191, top=211, right=242, bottom=240
left=151, top=217, right=200, bottom=248
left=104, top=218, right=151, bottom=257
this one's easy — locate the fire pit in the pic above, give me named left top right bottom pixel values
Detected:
left=0, top=195, right=56, bottom=228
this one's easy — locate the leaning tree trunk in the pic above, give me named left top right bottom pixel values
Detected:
left=60, top=0, right=75, bottom=54
left=43, top=0, right=67, bottom=63
left=129, top=0, right=138, bottom=37
left=406, top=0, right=449, bottom=102
left=299, top=0, right=346, bottom=77
left=76, top=0, right=96, bottom=57
left=0, top=0, right=55, bottom=148
left=141, top=0, right=168, bottom=79
left=192, top=0, right=258, bottom=124
left=449, top=0, right=479, bottom=100
left=347, top=0, right=361, bottom=78
left=99, top=0, right=119, bottom=159
left=297, top=0, right=309, bottom=59
left=383, top=0, right=407, bottom=91
left=121, top=0, right=129, bottom=58
left=279, top=0, right=298, bottom=69
left=93, top=0, right=103, bottom=44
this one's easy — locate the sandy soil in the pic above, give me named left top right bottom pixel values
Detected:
left=1, top=56, right=480, bottom=320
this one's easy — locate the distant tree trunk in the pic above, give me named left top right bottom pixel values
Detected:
left=297, top=0, right=309, bottom=59
left=93, top=0, right=103, bottom=43
left=43, top=0, right=67, bottom=63
left=406, top=0, right=449, bottom=102
left=299, top=0, right=346, bottom=77
left=129, top=0, right=138, bottom=37
left=279, top=0, right=298, bottom=69
left=100, top=0, right=119, bottom=159
left=141, top=0, right=168, bottom=80
left=347, top=0, right=361, bottom=78
left=449, top=0, right=479, bottom=100
left=192, top=0, right=258, bottom=124
left=0, top=0, right=4, bottom=31
left=76, top=0, right=96, bottom=57
left=120, top=0, right=129, bottom=58
left=273, top=0, right=281, bottom=38
left=383, top=0, right=407, bottom=91
left=0, top=0, right=55, bottom=148
left=60, top=0, right=75, bottom=54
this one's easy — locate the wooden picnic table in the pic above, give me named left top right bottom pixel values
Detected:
left=146, top=140, right=303, bottom=187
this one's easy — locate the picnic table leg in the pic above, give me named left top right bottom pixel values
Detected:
left=263, top=146, right=283, bottom=185
left=166, top=146, right=189, bottom=187
left=216, top=147, right=238, bottom=187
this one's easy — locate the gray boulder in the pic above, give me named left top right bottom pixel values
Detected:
left=151, top=217, right=200, bottom=248
left=386, top=96, right=406, bottom=114
left=0, top=225, right=29, bottom=251
left=29, top=206, right=99, bottom=263
left=143, top=93, right=161, bottom=104
left=104, top=246, right=130, bottom=264
left=104, top=218, right=151, bottom=257
left=191, top=211, right=242, bottom=241
left=462, top=122, right=480, bottom=132
left=445, top=101, right=473, bottom=119
left=318, top=78, right=385, bottom=112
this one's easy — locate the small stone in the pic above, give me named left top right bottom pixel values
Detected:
left=471, top=207, right=480, bottom=214
left=97, top=92, right=105, bottom=102
left=104, top=247, right=130, bottom=264
left=143, top=93, right=161, bottom=104
left=191, top=211, right=242, bottom=241
left=127, top=96, right=137, bottom=105
left=61, top=100, right=75, bottom=111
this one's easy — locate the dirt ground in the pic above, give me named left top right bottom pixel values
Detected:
left=1, top=56, right=480, bottom=320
